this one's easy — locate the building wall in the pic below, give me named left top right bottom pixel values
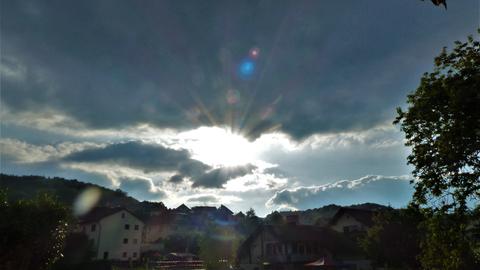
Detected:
left=94, top=211, right=144, bottom=261
left=144, top=223, right=173, bottom=243
left=330, top=214, right=366, bottom=233
left=238, top=230, right=327, bottom=270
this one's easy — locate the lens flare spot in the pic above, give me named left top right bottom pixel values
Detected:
left=73, top=187, right=101, bottom=216
left=249, top=47, right=260, bottom=59
left=226, top=89, right=240, bottom=104
left=238, top=59, right=255, bottom=78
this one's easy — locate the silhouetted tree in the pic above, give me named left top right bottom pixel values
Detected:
left=0, top=190, right=71, bottom=270
left=199, top=225, right=241, bottom=270
left=265, top=211, right=284, bottom=225
left=394, top=31, right=480, bottom=213
left=419, top=210, right=478, bottom=270
left=394, top=31, right=480, bottom=269
left=53, top=233, right=95, bottom=267
left=361, top=207, right=424, bottom=269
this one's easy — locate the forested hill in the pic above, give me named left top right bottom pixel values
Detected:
left=0, top=174, right=161, bottom=213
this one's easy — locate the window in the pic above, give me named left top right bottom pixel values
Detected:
left=121, top=212, right=125, bottom=218
left=125, top=224, right=130, bottom=230
left=299, top=244, right=305, bottom=254
left=133, top=238, right=138, bottom=244
left=103, top=252, right=109, bottom=259
left=133, top=252, right=137, bottom=258
left=91, top=224, right=96, bottom=232
left=266, top=243, right=273, bottom=255
left=122, top=252, right=127, bottom=258
left=134, top=224, right=139, bottom=230
left=292, top=243, right=298, bottom=254
left=123, top=238, right=128, bottom=244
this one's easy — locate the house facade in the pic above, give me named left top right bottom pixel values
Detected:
left=328, top=208, right=375, bottom=234
left=77, top=207, right=144, bottom=261
left=237, top=225, right=340, bottom=270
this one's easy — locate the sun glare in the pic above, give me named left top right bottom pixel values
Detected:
left=178, top=127, right=256, bottom=167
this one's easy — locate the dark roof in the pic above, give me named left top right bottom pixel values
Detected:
left=175, top=203, right=190, bottom=212
left=268, top=225, right=331, bottom=242
left=238, top=225, right=334, bottom=257
left=218, top=204, right=233, bottom=215
left=234, top=211, right=246, bottom=218
left=191, top=206, right=217, bottom=213
left=328, top=207, right=375, bottom=227
left=78, top=207, right=142, bottom=224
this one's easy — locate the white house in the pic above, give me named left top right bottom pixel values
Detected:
left=77, top=207, right=144, bottom=261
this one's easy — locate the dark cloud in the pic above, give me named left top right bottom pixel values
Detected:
left=267, top=175, right=414, bottom=209
left=63, top=141, right=256, bottom=188
left=168, top=174, right=184, bottom=183
left=187, top=195, right=219, bottom=204
left=2, top=1, right=476, bottom=139
left=63, top=141, right=191, bottom=172
left=192, top=164, right=256, bottom=188
left=118, top=177, right=165, bottom=201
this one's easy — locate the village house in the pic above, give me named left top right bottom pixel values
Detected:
left=76, top=207, right=144, bottom=261
left=328, top=208, right=375, bottom=234
left=237, top=225, right=345, bottom=270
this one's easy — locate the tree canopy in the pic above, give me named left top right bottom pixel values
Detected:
left=0, top=190, right=71, bottom=270
left=394, top=31, right=480, bottom=212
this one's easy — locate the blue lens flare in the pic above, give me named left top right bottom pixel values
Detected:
left=238, top=59, right=255, bottom=78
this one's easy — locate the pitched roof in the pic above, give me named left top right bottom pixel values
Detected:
left=234, top=211, right=246, bottom=218
left=175, top=203, right=191, bottom=212
left=219, top=204, right=233, bottom=215
left=328, top=207, right=375, bottom=227
left=238, top=225, right=335, bottom=258
left=78, top=206, right=143, bottom=224
left=191, top=206, right=217, bottom=214
left=268, top=225, right=331, bottom=242
left=78, top=207, right=124, bottom=223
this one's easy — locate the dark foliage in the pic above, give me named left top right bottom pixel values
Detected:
left=394, top=31, right=480, bottom=212
left=0, top=190, right=70, bottom=270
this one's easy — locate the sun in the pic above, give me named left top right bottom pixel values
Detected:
left=178, top=126, right=256, bottom=167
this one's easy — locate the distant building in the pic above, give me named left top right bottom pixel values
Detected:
left=191, top=206, right=218, bottom=217
left=217, top=204, right=235, bottom=222
left=328, top=208, right=375, bottom=234
left=76, top=207, right=144, bottom=261
left=237, top=225, right=337, bottom=270
left=174, top=203, right=191, bottom=214
left=285, top=214, right=300, bottom=225
left=143, top=212, right=175, bottom=246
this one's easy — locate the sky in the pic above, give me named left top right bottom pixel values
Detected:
left=1, top=0, right=478, bottom=216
